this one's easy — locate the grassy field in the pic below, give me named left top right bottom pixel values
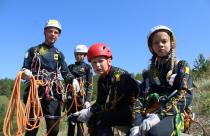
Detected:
left=0, top=95, right=8, bottom=106
left=37, top=117, right=68, bottom=136
left=192, top=78, right=210, bottom=115
left=0, top=96, right=9, bottom=135
left=36, top=116, right=90, bottom=136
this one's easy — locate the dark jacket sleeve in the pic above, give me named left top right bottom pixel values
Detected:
left=85, top=64, right=93, bottom=102
left=22, top=47, right=34, bottom=69
left=119, top=73, right=142, bottom=126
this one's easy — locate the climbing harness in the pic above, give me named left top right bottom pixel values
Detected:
left=142, top=89, right=207, bottom=136
left=63, top=78, right=86, bottom=136
left=30, top=45, right=65, bottom=102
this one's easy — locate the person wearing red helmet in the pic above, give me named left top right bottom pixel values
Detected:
left=87, top=43, right=112, bottom=76
left=69, top=43, right=141, bottom=135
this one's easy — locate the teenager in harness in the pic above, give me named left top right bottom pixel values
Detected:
left=68, top=43, right=140, bottom=136
left=21, top=19, right=79, bottom=136
left=65, top=44, right=93, bottom=136
left=130, top=25, right=193, bottom=136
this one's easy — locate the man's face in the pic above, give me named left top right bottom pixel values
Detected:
left=44, top=27, right=60, bottom=45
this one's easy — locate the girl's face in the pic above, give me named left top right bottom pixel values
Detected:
left=151, top=31, right=171, bottom=57
left=91, top=56, right=111, bottom=76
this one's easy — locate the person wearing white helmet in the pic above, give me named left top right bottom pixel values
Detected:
left=21, top=19, right=79, bottom=136
left=65, top=44, right=93, bottom=136
left=129, top=25, right=193, bottom=136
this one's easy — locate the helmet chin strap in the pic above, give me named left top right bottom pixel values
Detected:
left=102, top=59, right=111, bottom=77
left=106, top=59, right=111, bottom=75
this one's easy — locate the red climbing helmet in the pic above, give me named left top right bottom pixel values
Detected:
left=87, top=43, right=112, bottom=62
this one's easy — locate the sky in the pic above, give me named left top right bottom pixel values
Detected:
left=0, top=0, right=210, bottom=79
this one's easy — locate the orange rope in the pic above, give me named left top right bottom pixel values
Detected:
left=3, top=71, right=43, bottom=136
left=3, top=71, right=25, bottom=136
left=45, top=82, right=86, bottom=136
left=25, top=77, right=43, bottom=131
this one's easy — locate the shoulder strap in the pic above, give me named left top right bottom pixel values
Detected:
left=174, top=59, right=180, bottom=74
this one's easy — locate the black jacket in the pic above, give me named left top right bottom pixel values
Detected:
left=91, top=66, right=140, bottom=114
left=68, top=62, right=93, bottom=102
left=140, top=59, right=193, bottom=114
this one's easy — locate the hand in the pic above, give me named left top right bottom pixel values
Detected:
left=168, top=73, right=177, bottom=86
left=72, top=79, right=80, bottom=92
left=129, top=126, right=140, bottom=136
left=22, top=68, right=33, bottom=80
left=72, top=108, right=92, bottom=123
left=84, top=101, right=91, bottom=108
left=139, top=114, right=160, bottom=135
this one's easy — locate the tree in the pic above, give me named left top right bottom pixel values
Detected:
left=135, top=72, right=143, bottom=81
left=192, top=54, right=209, bottom=79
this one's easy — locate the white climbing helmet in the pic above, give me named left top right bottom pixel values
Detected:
left=147, top=25, right=176, bottom=54
left=74, top=44, right=88, bottom=54
left=44, top=19, right=62, bottom=33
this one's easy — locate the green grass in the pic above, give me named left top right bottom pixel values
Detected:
left=0, top=95, right=8, bottom=106
left=0, top=96, right=9, bottom=136
left=192, top=75, right=210, bottom=115
left=192, top=89, right=210, bottom=115
left=36, top=116, right=89, bottom=136
left=36, top=117, right=69, bottom=136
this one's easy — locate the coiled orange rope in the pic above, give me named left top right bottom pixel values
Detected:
left=3, top=71, right=43, bottom=136
left=25, top=77, right=43, bottom=131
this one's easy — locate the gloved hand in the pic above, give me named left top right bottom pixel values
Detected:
left=84, top=101, right=91, bottom=108
left=168, top=73, right=177, bottom=86
left=129, top=126, right=140, bottom=136
left=22, top=68, right=33, bottom=80
left=72, top=79, right=80, bottom=92
left=72, top=108, right=92, bottom=123
left=139, top=113, right=160, bottom=136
